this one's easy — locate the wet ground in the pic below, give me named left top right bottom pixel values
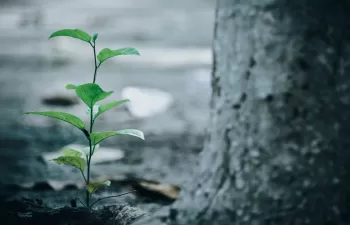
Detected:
left=0, top=0, right=214, bottom=213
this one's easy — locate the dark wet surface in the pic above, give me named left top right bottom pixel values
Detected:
left=0, top=0, right=214, bottom=212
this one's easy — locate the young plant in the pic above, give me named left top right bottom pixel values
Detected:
left=25, top=29, right=144, bottom=208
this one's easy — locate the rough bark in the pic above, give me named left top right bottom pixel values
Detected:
left=163, top=0, right=350, bottom=225
left=1, top=198, right=146, bottom=225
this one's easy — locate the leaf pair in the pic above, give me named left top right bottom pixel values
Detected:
left=25, top=83, right=114, bottom=132
left=66, top=83, right=131, bottom=121
left=25, top=83, right=144, bottom=142
left=52, top=148, right=110, bottom=193
left=52, top=129, right=144, bottom=159
left=49, top=29, right=140, bottom=65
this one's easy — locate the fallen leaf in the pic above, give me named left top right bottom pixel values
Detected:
left=132, top=179, right=181, bottom=201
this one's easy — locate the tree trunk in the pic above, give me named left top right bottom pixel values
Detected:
left=167, top=0, right=350, bottom=224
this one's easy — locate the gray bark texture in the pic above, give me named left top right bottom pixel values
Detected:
left=135, top=0, right=350, bottom=225
left=169, top=0, right=350, bottom=224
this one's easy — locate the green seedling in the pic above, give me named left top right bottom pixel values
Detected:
left=25, top=29, right=144, bottom=208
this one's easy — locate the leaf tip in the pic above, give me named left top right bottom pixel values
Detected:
left=137, top=130, right=145, bottom=140
left=65, top=84, right=77, bottom=90
left=48, top=32, right=56, bottom=39
left=138, top=130, right=145, bottom=140
left=92, top=33, right=99, bottom=42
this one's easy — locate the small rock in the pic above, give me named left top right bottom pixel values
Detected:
left=121, top=86, right=174, bottom=118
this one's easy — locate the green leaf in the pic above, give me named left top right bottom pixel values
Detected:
left=25, top=111, right=85, bottom=130
left=53, top=156, right=86, bottom=172
left=49, top=29, right=92, bottom=43
left=92, top=33, right=98, bottom=42
left=114, top=129, right=145, bottom=140
left=87, top=180, right=111, bottom=193
left=97, top=47, right=140, bottom=64
left=75, top=83, right=113, bottom=108
left=62, top=148, right=83, bottom=157
left=94, top=99, right=130, bottom=119
left=65, top=84, right=77, bottom=90
left=90, top=129, right=144, bottom=145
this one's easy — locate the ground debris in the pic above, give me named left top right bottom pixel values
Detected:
left=0, top=198, right=146, bottom=225
left=132, top=178, right=181, bottom=202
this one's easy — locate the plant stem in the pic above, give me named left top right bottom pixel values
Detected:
left=91, top=42, right=98, bottom=84
left=85, top=140, right=92, bottom=207
left=85, top=41, right=100, bottom=208
left=80, top=170, right=87, bottom=183
left=89, top=190, right=136, bottom=208
left=76, top=198, right=87, bottom=208
left=85, top=102, right=95, bottom=208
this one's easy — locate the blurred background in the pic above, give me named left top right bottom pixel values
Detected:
left=0, top=0, right=215, bottom=211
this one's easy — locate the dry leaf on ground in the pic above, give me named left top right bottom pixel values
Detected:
left=132, top=179, right=181, bottom=201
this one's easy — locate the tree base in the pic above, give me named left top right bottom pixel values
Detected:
left=1, top=198, right=146, bottom=225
